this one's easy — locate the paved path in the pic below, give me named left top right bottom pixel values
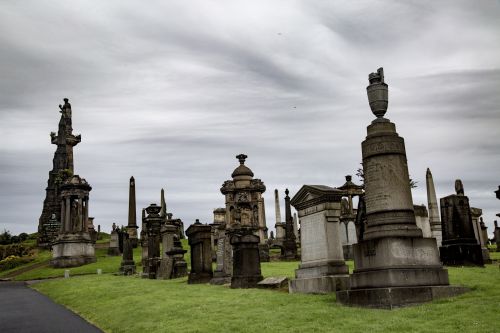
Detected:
left=0, top=281, right=103, bottom=333
left=2, top=261, right=49, bottom=278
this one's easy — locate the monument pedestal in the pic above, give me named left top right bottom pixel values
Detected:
left=51, top=233, right=96, bottom=268
left=120, top=259, right=136, bottom=275
left=290, top=259, right=349, bottom=294
left=439, top=240, right=484, bottom=266
left=230, top=229, right=263, bottom=289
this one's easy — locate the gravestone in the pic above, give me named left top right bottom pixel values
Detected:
left=144, top=204, right=163, bottom=279
left=186, top=220, right=213, bottom=284
left=51, top=175, right=96, bottom=268
left=337, top=68, right=464, bottom=308
left=257, top=276, right=288, bottom=289
left=157, top=222, right=188, bottom=279
left=120, top=233, right=136, bottom=275
left=414, top=205, right=432, bottom=238
left=126, top=177, right=139, bottom=248
left=289, top=185, right=349, bottom=294
left=210, top=208, right=232, bottom=285
left=426, top=168, right=442, bottom=246
left=108, top=223, right=120, bottom=256
left=140, top=208, right=148, bottom=269
left=494, top=221, right=500, bottom=252
left=338, top=175, right=363, bottom=260
left=229, top=226, right=263, bottom=288
left=439, top=181, right=484, bottom=266
left=282, top=189, right=299, bottom=259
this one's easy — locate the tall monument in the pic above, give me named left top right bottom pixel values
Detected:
left=126, top=176, right=139, bottom=248
left=282, top=189, right=298, bottom=259
left=38, top=98, right=81, bottom=248
left=337, top=68, right=464, bottom=308
left=426, top=168, right=442, bottom=246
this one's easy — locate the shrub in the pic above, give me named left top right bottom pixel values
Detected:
left=0, top=255, right=34, bottom=272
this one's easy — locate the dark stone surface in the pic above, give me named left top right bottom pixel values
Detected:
left=38, top=99, right=82, bottom=248
left=439, top=194, right=484, bottom=266
left=186, top=220, right=213, bottom=284
left=336, top=285, right=469, bottom=309
left=0, top=281, right=102, bottom=332
left=144, top=204, right=163, bottom=279
left=120, top=234, right=136, bottom=275
left=230, top=227, right=263, bottom=288
left=282, top=189, right=299, bottom=259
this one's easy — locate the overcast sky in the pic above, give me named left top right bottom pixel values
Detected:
left=1, top=0, right=499, bottom=237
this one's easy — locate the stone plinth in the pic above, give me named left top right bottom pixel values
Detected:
left=186, top=220, right=213, bottom=284
left=290, top=185, right=349, bottom=294
left=229, top=227, right=263, bottom=288
left=51, top=233, right=96, bottom=268
left=439, top=194, right=483, bottom=266
left=120, top=234, right=136, bottom=275
left=337, top=68, right=457, bottom=309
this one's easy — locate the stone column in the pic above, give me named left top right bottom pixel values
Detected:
left=65, top=197, right=71, bottom=232
left=282, top=189, right=298, bottom=259
left=274, top=189, right=282, bottom=223
left=337, top=68, right=458, bottom=309
left=127, top=176, right=139, bottom=247
left=293, top=213, right=299, bottom=240
left=426, top=168, right=442, bottom=246
left=495, top=221, right=500, bottom=252
left=60, top=198, right=66, bottom=233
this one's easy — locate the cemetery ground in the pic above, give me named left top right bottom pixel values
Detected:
left=1, top=244, right=499, bottom=333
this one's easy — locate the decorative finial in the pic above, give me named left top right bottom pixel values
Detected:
left=455, top=179, right=464, bottom=196
left=195, top=218, right=201, bottom=224
left=236, top=154, right=247, bottom=165
left=366, top=67, right=388, bottom=119
left=345, top=175, right=352, bottom=182
left=285, top=188, right=289, bottom=197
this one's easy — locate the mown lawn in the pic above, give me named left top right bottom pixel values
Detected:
left=32, top=260, right=499, bottom=333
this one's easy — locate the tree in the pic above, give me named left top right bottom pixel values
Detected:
left=0, top=229, right=12, bottom=245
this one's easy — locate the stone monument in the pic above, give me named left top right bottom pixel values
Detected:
left=269, top=189, right=286, bottom=255
left=210, top=208, right=232, bottom=285
left=120, top=233, right=136, bottom=275
left=140, top=208, right=148, bottom=267
left=338, top=175, right=363, bottom=260
left=282, top=189, right=299, bottom=259
left=108, top=223, right=121, bottom=256
left=186, top=219, right=213, bottom=284
left=51, top=175, right=96, bottom=268
left=414, top=205, right=432, bottom=238
left=426, top=168, right=442, bottom=246
left=289, top=185, right=349, bottom=294
left=337, top=68, right=463, bottom=308
left=144, top=204, right=163, bottom=279
left=439, top=180, right=484, bottom=266
left=470, top=208, right=491, bottom=263
left=126, top=177, right=139, bottom=248
left=229, top=225, right=263, bottom=288
left=38, top=98, right=81, bottom=248
left=293, top=213, right=299, bottom=241
left=220, top=154, right=269, bottom=261
left=494, top=221, right=500, bottom=252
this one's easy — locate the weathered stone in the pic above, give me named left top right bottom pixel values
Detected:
left=337, top=68, right=456, bottom=308
left=126, top=177, right=139, bottom=248
left=439, top=187, right=484, bottom=266
left=426, top=168, right=442, bottom=246
left=494, top=220, right=500, bottom=252
left=229, top=226, right=263, bottom=288
left=414, top=205, right=432, bottom=238
left=186, top=220, right=213, bottom=284
left=210, top=209, right=232, bottom=285
left=220, top=154, right=269, bottom=261
left=282, top=189, right=299, bottom=260
left=157, top=223, right=188, bottom=279
left=120, top=233, right=136, bottom=275
left=38, top=98, right=81, bottom=248
left=143, top=204, right=163, bottom=279
left=257, top=276, right=288, bottom=289
left=338, top=175, right=363, bottom=260
left=51, top=175, right=96, bottom=268
left=290, top=185, right=349, bottom=294
left=107, top=225, right=120, bottom=256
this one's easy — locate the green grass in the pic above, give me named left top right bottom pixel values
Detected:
left=32, top=262, right=500, bottom=333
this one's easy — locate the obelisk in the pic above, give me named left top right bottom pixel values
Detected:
left=426, top=168, right=442, bottom=247
left=336, top=68, right=463, bottom=309
left=282, top=189, right=298, bottom=259
left=274, top=189, right=282, bottom=223
left=127, top=176, right=139, bottom=248
left=160, top=188, right=167, bottom=218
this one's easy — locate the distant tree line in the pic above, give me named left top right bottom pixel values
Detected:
left=0, top=229, right=30, bottom=245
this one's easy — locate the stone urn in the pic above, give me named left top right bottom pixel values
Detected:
left=366, top=67, right=388, bottom=118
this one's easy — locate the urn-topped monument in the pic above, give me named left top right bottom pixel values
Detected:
left=337, top=68, right=466, bottom=309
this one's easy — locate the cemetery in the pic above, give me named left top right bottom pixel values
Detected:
left=1, top=3, right=499, bottom=332
left=1, top=67, right=499, bottom=333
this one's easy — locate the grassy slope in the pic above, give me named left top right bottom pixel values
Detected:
left=32, top=261, right=499, bottom=333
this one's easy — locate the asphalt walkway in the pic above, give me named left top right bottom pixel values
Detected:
left=0, top=281, right=103, bottom=333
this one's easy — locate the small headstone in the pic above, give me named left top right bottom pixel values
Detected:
left=97, top=269, right=102, bottom=275
left=257, top=276, right=289, bottom=289
left=64, top=270, right=70, bottom=278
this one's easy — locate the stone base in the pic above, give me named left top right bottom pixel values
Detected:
left=107, top=247, right=121, bottom=256
left=188, top=272, right=213, bottom=284
left=336, top=285, right=469, bottom=309
left=439, top=242, right=484, bottom=266
left=210, top=272, right=231, bottom=285
left=231, top=274, right=263, bottom=288
left=351, top=237, right=449, bottom=289
left=289, top=275, right=350, bottom=294
left=119, top=261, right=136, bottom=275
left=296, top=260, right=349, bottom=279
left=172, top=261, right=188, bottom=278
left=343, top=245, right=354, bottom=260
left=51, top=233, right=96, bottom=268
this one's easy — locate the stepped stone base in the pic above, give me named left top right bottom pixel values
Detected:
left=51, top=233, right=96, bottom=268
left=289, top=275, right=350, bottom=294
left=336, top=285, right=469, bottom=309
